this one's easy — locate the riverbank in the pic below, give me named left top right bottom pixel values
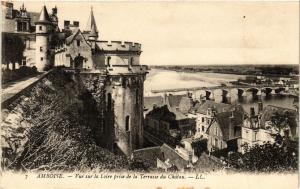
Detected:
left=150, top=65, right=299, bottom=78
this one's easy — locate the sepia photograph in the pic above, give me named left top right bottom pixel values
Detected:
left=0, top=0, right=299, bottom=188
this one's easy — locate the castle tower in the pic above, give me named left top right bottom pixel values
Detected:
left=100, top=41, right=147, bottom=156
left=35, top=6, right=53, bottom=72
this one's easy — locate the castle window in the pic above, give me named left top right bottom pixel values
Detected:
left=125, top=116, right=130, bottom=131
left=40, top=47, right=43, bottom=52
left=77, top=40, right=80, bottom=46
left=39, top=26, right=42, bottom=31
left=107, top=56, right=111, bottom=67
left=202, top=126, right=204, bottom=132
left=130, top=57, right=134, bottom=66
left=40, top=57, right=43, bottom=61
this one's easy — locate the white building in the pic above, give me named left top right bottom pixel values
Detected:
left=190, top=101, right=235, bottom=139
left=238, top=105, right=298, bottom=153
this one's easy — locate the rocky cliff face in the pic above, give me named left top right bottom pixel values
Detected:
left=1, top=69, right=128, bottom=171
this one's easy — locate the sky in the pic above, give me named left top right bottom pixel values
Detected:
left=13, top=1, right=300, bottom=66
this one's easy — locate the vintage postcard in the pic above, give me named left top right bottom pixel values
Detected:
left=0, top=0, right=299, bottom=189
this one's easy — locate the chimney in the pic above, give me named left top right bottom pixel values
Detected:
left=258, top=101, right=263, bottom=113
left=250, top=107, right=255, bottom=117
left=64, top=20, right=70, bottom=29
left=163, top=93, right=167, bottom=105
left=73, top=21, right=79, bottom=27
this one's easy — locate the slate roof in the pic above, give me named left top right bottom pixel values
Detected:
left=167, top=94, right=185, bottom=108
left=65, top=29, right=80, bottom=45
left=65, top=29, right=90, bottom=46
left=196, top=100, right=234, bottom=114
left=160, top=143, right=189, bottom=170
left=207, top=105, right=244, bottom=141
left=132, top=144, right=190, bottom=170
left=169, top=107, right=188, bottom=120
left=85, top=7, right=98, bottom=36
left=132, top=146, right=161, bottom=167
left=178, top=96, right=193, bottom=114
left=189, top=101, right=201, bottom=113
left=35, top=6, right=52, bottom=24
left=144, top=96, right=164, bottom=111
left=260, top=105, right=297, bottom=127
left=146, top=105, right=188, bottom=123
left=28, top=12, right=39, bottom=26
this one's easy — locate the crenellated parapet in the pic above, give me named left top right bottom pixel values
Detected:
left=97, top=41, right=142, bottom=53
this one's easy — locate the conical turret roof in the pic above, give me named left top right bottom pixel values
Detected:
left=85, top=7, right=98, bottom=38
left=35, top=6, right=52, bottom=25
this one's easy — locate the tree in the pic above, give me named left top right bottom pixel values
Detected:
left=227, top=141, right=298, bottom=172
left=269, top=111, right=296, bottom=138
left=2, top=33, right=25, bottom=69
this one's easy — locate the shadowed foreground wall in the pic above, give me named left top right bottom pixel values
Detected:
left=1, top=68, right=128, bottom=171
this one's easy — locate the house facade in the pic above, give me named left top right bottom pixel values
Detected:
left=238, top=105, right=298, bottom=153
left=191, top=101, right=235, bottom=139
left=206, top=105, right=244, bottom=153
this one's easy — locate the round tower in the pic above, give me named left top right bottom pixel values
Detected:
left=35, top=6, right=53, bottom=72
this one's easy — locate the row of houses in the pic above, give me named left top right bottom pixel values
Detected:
left=138, top=93, right=298, bottom=171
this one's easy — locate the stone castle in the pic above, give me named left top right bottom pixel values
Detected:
left=2, top=2, right=148, bottom=156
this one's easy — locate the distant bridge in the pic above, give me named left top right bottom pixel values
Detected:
left=151, top=84, right=288, bottom=94
left=150, top=84, right=294, bottom=104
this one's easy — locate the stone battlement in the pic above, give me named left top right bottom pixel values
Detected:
left=97, top=40, right=141, bottom=52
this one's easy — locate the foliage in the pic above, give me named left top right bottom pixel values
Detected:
left=269, top=111, right=296, bottom=133
left=227, top=141, right=298, bottom=172
left=2, top=33, right=25, bottom=66
left=192, top=139, right=208, bottom=157
left=2, top=66, right=38, bottom=84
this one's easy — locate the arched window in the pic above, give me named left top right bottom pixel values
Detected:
left=125, top=116, right=130, bottom=131
left=107, top=56, right=111, bottom=67
left=107, top=93, right=112, bottom=110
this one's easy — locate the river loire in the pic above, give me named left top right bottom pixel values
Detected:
left=144, top=69, right=297, bottom=114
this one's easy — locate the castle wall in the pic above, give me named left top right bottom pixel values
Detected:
left=105, top=74, right=145, bottom=155
left=103, top=53, right=140, bottom=66
left=92, top=53, right=106, bottom=68
left=23, top=38, right=36, bottom=67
